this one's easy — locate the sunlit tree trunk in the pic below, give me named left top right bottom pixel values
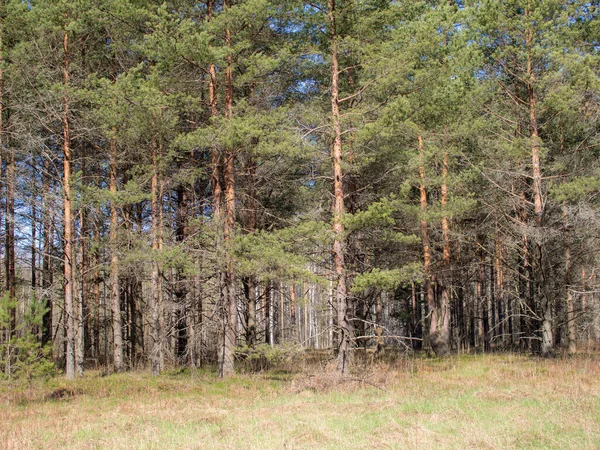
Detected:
left=328, top=0, right=352, bottom=374
left=418, top=135, right=439, bottom=353
left=150, top=127, right=163, bottom=376
left=62, top=30, right=76, bottom=380
left=219, top=0, right=237, bottom=377
left=437, top=150, right=451, bottom=355
left=526, top=23, right=552, bottom=356
left=110, top=137, right=124, bottom=371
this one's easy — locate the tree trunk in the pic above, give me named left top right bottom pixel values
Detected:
left=62, top=30, right=76, bottom=380
left=563, top=206, right=576, bottom=354
left=3, top=2, right=15, bottom=332
left=208, top=0, right=222, bottom=228
left=219, top=0, right=237, bottom=377
left=5, top=119, right=15, bottom=334
left=42, top=158, right=54, bottom=347
left=477, top=243, right=486, bottom=351
left=90, top=219, right=101, bottom=362
left=265, top=280, right=272, bottom=345
left=208, top=14, right=228, bottom=373
left=437, top=150, right=451, bottom=355
left=303, top=281, right=308, bottom=345
left=150, top=127, right=163, bottom=376
left=31, top=202, right=37, bottom=298
left=328, top=0, right=352, bottom=374
left=243, top=277, right=257, bottom=347
left=518, top=191, right=534, bottom=351
left=175, top=185, right=190, bottom=364
left=110, top=137, right=124, bottom=371
left=290, top=284, right=297, bottom=342
left=418, top=135, right=440, bottom=354
left=0, top=5, right=3, bottom=297
left=526, top=21, right=552, bottom=357
left=243, top=154, right=257, bottom=348
left=375, top=292, right=384, bottom=355
left=581, top=267, right=589, bottom=348
left=76, top=207, right=86, bottom=376
left=279, top=282, right=285, bottom=342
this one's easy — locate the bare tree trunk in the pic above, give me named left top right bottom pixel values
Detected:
left=328, top=278, right=334, bottom=348
left=563, top=206, right=576, bottom=354
left=74, top=150, right=90, bottom=376
left=109, top=137, right=124, bottom=371
left=243, top=156, right=257, bottom=348
left=594, top=270, right=600, bottom=343
left=3, top=0, right=15, bottom=332
left=581, top=267, right=589, bottom=348
left=76, top=207, right=86, bottom=376
left=207, top=0, right=228, bottom=376
left=487, top=252, right=493, bottom=348
left=375, top=292, right=384, bottom=355
left=62, top=30, right=76, bottom=380
left=41, top=158, right=54, bottom=347
left=270, top=282, right=275, bottom=346
left=150, top=128, right=163, bottom=376
left=303, top=281, right=308, bottom=346
left=219, top=0, right=237, bottom=377
left=477, top=244, right=486, bottom=351
left=208, top=0, right=220, bottom=220
left=526, top=20, right=552, bottom=357
left=5, top=118, right=15, bottom=334
left=31, top=203, right=37, bottom=296
left=279, top=282, right=284, bottom=342
left=91, top=219, right=101, bottom=362
left=418, top=135, right=439, bottom=354
left=437, top=150, right=451, bottom=355
left=410, top=281, right=418, bottom=349
left=290, top=284, right=297, bottom=341
left=518, top=191, right=534, bottom=351
left=328, top=0, right=352, bottom=374
left=265, top=280, right=272, bottom=345
left=494, top=234, right=507, bottom=346
left=175, top=184, right=191, bottom=364
left=0, top=5, right=3, bottom=297
left=244, top=278, right=257, bottom=347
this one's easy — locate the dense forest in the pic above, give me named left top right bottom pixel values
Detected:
left=0, top=0, right=598, bottom=380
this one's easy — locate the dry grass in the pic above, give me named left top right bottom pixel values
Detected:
left=1, top=353, right=600, bottom=449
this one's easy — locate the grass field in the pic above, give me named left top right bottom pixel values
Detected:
left=1, top=353, right=600, bottom=449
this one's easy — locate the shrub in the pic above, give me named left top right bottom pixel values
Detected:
left=0, top=293, right=56, bottom=382
left=235, top=343, right=304, bottom=372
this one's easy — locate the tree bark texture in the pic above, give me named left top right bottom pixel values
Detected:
left=328, top=0, right=352, bottom=375
left=63, top=30, right=76, bottom=380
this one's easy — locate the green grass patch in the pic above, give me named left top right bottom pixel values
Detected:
left=1, top=353, right=600, bottom=449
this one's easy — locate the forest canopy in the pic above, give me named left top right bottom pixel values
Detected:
left=0, top=0, right=598, bottom=379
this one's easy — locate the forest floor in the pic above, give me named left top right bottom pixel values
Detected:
left=1, top=353, right=599, bottom=449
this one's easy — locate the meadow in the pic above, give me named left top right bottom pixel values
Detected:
left=2, top=353, right=600, bottom=449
